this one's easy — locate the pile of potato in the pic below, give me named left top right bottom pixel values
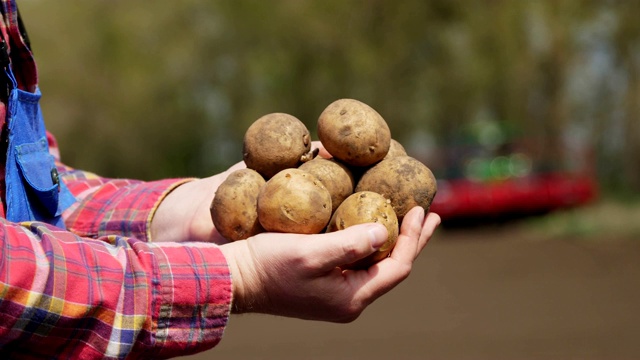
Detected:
left=210, top=98, right=437, bottom=269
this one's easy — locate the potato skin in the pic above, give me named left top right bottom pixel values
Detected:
left=317, top=99, right=391, bottom=167
left=355, top=156, right=437, bottom=221
left=383, top=139, right=408, bottom=160
left=298, top=157, right=354, bottom=213
left=327, top=191, right=399, bottom=269
left=257, top=168, right=332, bottom=234
left=210, top=168, right=266, bottom=241
left=243, top=113, right=313, bottom=179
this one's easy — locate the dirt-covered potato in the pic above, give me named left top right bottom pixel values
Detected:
left=257, top=168, right=332, bottom=234
left=326, top=191, right=399, bottom=269
left=317, top=99, right=391, bottom=167
left=383, top=139, right=408, bottom=160
left=298, top=157, right=354, bottom=213
left=346, top=139, right=408, bottom=185
left=210, top=168, right=266, bottom=241
left=243, top=113, right=315, bottom=179
left=355, top=156, right=437, bottom=221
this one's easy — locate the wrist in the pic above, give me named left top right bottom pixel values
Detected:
left=151, top=177, right=219, bottom=243
left=220, top=241, right=268, bottom=314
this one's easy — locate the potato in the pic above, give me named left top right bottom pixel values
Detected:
left=346, top=139, right=407, bottom=185
left=243, top=113, right=315, bottom=179
left=298, top=157, right=354, bottom=213
left=326, top=191, right=399, bottom=269
left=317, top=99, right=391, bottom=167
left=355, top=156, right=437, bottom=221
left=257, top=168, right=332, bottom=234
left=383, top=139, right=408, bottom=160
left=210, top=168, right=266, bottom=241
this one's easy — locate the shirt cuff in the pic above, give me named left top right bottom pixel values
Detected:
left=63, top=177, right=194, bottom=242
left=143, top=241, right=233, bottom=357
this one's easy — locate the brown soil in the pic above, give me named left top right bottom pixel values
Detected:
left=181, top=224, right=640, bottom=360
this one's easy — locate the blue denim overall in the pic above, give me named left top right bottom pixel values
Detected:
left=4, top=66, right=75, bottom=228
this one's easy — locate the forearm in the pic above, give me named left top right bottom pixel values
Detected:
left=0, top=219, right=232, bottom=359
left=57, top=162, right=192, bottom=242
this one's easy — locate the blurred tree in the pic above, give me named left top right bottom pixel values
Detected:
left=614, top=1, right=640, bottom=194
left=16, top=0, right=640, bottom=196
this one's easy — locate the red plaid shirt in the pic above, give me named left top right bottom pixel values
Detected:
left=0, top=2, right=232, bottom=359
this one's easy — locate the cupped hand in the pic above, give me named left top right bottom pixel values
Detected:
left=150, top=160, right=246, bottom=244
left=220, top=207, right=440, bottom=322
left=152, top=142, right=328, bottom=245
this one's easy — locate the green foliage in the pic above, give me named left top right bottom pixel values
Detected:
left=18, top=1, right=640, bottom=194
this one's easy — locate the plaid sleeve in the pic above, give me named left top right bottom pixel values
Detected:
left=46, top=132, right=193, bottom=242
left=0, top=219, right=232, bottom=359
left=58, top=165, right=193, bottom=242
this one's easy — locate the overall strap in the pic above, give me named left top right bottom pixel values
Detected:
left=0, top=0, right=37, bottom=92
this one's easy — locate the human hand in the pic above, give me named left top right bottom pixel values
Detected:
left=151, top=141, right=329, bottom=244
left=150, top=160, right=246, bottom=244
left=220, top=207, right=440, bottom=322
left=312, top=140, right=332, bottom=159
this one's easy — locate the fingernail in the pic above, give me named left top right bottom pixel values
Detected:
left=368, top=224, right=387, bottom=249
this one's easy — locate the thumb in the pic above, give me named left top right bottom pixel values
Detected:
left=311, top=223, right=388, bottom=272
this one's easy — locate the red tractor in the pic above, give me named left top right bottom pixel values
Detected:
left=426, top=140, right=597, bottom=225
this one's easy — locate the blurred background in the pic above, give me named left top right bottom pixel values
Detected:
left=20, top=1, right=640, bottom=359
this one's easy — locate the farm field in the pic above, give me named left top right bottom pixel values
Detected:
left=182, top=201, right=640, bottom=360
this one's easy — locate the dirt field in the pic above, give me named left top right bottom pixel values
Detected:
left=180, top=218, right=640, bottom=360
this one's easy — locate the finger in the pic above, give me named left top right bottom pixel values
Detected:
left=307, top=223, right=388, bottom=272
left=311, top=140, right=332, bottom=159
left=417, top=212, right=441, bottom=255
left=346, top=246, right=413, bottom=307
left=389, top=207, right=425, bottom=264
left=350, top=209, right=424, bottom=304
left=401, top=207, right=426, bottom=242
left=226, top=161, right=247, bottom=173
left=347, top=210, right=438, bottom=308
